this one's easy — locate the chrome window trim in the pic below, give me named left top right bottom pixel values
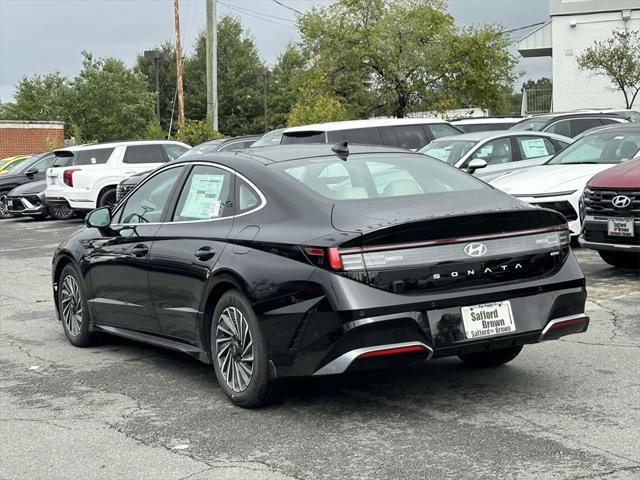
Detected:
left=111, top=161, right=267, bottom=226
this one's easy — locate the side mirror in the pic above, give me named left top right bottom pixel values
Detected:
left=25, top=168, right=38, bottom=177
left=466, top=158, right=487, bottom=174
left=86, top=207, right=112, bottom=228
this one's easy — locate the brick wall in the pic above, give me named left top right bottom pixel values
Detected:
left=0, top=121, right=65, bottom=158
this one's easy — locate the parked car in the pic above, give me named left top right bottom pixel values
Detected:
left=189, top=135, right=263, bottom=155
left=52, top=143, right=587, bottom=407
left=509, top=112, right=626, bottom=137
left=574, top=109, right=640, bottom=123
left=250, top=128, right=285, bottom=147
left=281, top=118, right=463, bottom=149
left=0, top=152, right=55, bottom=218
left=451, top=117, right=522, bottom=133
left=45, top=140, right=190, bottom=216
left=490, top=124, right=640, bottom=237
left=419, top=130, right=570, bottom=181
left=579, top=157, right=639, bottom=268
left=0, top=155, right=30, bottom=175
left=6, top=180, right=49, bottom=219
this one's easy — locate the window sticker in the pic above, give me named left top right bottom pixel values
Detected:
left=180, top=174, right=225, bottom=219
left=520, top=138, right=549, bottom=158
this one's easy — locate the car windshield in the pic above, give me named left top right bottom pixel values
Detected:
left=5, top=156, right=36, bottom=173
left=189, top=140, right=227, bottom=155
left=547, top=130, right=640, bottom=165
left=278, top=152, right=486, bottom=201
left=510, top=119, right=548, bottom=131
left=419, top=139, right=478, bottom=164
left=251, top=131, right=283, bottom=147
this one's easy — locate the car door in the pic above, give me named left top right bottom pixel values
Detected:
left=147, top=164, right=236, bottom=342
left=463, top=137, right=513, bottom=171
left=83, top=165, right=185, bottom=333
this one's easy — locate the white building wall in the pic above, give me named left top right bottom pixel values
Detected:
left=552, top=10, right=640, bottom=111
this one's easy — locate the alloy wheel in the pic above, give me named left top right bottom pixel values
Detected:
left=60, top=275, right=82, bottom=336
left=51, top=205, right=73, bottom=220
left=216, top=306, right=254, bottom=392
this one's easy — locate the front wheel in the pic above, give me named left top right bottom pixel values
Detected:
left=50, top=203, right=75, bottom=220
left=458, top=345, right=523, bottom=368
left=210, top=290, right=277, bottom=408
left=97, top=188, right=117, bottom=208
left=598, top=251, right=640, bottom=270
left=0, top=195, right=10, bottom=218
left=57, top=265, right=97, bottom=347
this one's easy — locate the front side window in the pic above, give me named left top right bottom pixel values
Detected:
left=427, top=123, right=461, bottom=139
left=383, top=125, right=429, bottom=149
left=548, top=131, right=640, bottom=165
left=510, top=119, right=547, bottom=131
left=327, top=128, right=382, bottom=145
left=172, top=165, right=234, bottom=221
left=115, top=166, right=183, bottom=224
left=545, top=119, right=571, bottom=137
left=279, top=153, right=486, bottom=201
left=516, top=136, right=555, bottom=159
left=75, top=148, right=115, bottom=166
left=123, top=145, right=166, bottom=164
left=470, top=138, right=512, bottom=165
left=163, top=144, right=189, bottom=160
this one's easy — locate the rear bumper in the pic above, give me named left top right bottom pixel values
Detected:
left=46, top=187, right=96, bottom=210
left=264, top=250, right=588, bottom=377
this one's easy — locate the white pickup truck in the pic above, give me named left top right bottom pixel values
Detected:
left=45, top=140, right=190, bottom=217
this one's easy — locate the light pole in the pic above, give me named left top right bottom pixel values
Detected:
left=144, top=50, right=169, bottom=121
left=258, top=69, right=272, bottom=133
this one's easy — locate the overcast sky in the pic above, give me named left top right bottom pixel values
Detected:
left=0, top=0, right=551, bottom=103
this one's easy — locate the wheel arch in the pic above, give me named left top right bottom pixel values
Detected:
left=52, top=253, right=76, bottom=320
left=96, top=184, right=118, bottom=205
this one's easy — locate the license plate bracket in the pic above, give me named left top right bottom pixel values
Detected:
left=607, top=218, right=634, bottom=237
left=461, top=301, right=516, bottom=339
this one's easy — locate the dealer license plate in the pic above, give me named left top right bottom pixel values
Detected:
left=461, top=301, right=515, bottom=339
left=607, top=218, right=634, bottom=237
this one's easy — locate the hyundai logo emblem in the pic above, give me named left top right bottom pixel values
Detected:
left=463, top=242, right=488, bottom=257
left=611, top=195, right=631, bottom=208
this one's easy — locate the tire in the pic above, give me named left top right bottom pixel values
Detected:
left=57, top=264, right=97, bottom=347
left=210, top=290, right=277, bottom=408
left=49, top=203, right=75, bottom=220
left=598, top=251, right=640, bottom=270
left=458, top=345, right=523, bottom=368
left=0, top=194, right=10, bottom=219
left=97, top=188, right=117, bottom=208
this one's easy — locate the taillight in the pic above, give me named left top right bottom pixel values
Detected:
left=63, top=168, right=81, bottom=187
left=303, top=247, right=343, bottom=270
left=327, top=247, right=342, bottom=270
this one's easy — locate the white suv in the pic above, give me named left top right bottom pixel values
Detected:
left=45, top=140, right=190, bottom=214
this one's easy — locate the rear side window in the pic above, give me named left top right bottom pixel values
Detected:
left=123, top=145, right=167, bottom=164
left=237, top=179, right=261, bottom=212
left=571, top=118, right=604, bottom=136
left=380, top=125, right=429, bottom=149
left=281, top=131, right=326, bottom=144
left=427, top=123, right=461, bottom=139
left=516, top=136, right=556, bottom=159
left=545, top=119, right=571, bottom=137
left=163, top=144, right=189, bottom=160
left=172, top=165, right=234, bottom=221
left=218, top=140, right=254, bottom=152
left=327, top=128, right=383, bottom=145
left=75, top=148, right=115, bottom=166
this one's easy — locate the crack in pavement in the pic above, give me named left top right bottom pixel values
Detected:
left=0, top=417, right=74, bottom=431
left=569, top=465, right=640, bottom=479
left=558, top=339, right=639, bottom=348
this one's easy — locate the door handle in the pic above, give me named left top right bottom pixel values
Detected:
left=194, top=246, right=216, bottom=261
left=132, top=244, right=149, bottom=257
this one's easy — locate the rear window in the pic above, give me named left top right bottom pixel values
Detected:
left=52, top=152, right=76, bottom=167
left=281, top=131, right=326, bottom=144
left=458, top=123, right=517, bottom=133
left=510, top=119, right=548, bottom=131
left=123, top=144, right=167, bottom=164
left=75, top=148, right=115, bottom=166
left=278, top=153, right=486, bottom=201
left=163, top=144, right=189, bottom=160
left=427, top=123, right=462, bottom=139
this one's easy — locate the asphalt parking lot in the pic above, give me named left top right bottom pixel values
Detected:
left=1, top=216, right=638, bottom=480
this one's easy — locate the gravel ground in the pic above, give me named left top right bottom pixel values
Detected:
left=1, top=216, right=639, bottom=480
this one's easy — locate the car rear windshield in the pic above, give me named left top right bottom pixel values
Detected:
left=419, top=139, right=478, bottom=164
left=281, top=131, right=326, bottom=144
left=278, top=153, right=486, bottom=201
left=547, top=130, right=640, bottom=165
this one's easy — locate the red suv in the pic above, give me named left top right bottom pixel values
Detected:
left=579, top=157, right=640, bottom=268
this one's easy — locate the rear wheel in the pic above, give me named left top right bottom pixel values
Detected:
left=97, top=188, right=117, bottom=208
left=598, top=251, right=640, bottom=269
left=50, top=203, right=75, bottom=220
left=57, top=265, right=97, bottom=347
left=210, top=290, right=277, bottom=408
left=458, top=345, right=522, bottom=368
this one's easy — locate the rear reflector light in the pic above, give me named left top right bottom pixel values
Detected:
left=359, top=345, right=426, bottom=359
left=304, top=247, right=324, bottom=257
left=548, top=316, right=588, bottom=330
left=63, top=168, right=81, bottom=187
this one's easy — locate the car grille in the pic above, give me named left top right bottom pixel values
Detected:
left=532, top=201, right=578, bottom=221
left=583, top=189, right=640, bottom=218
left=6, top=197, right=25, bottom=212
left=116, top=184, right=134, bottom=203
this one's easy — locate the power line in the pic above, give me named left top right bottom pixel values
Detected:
left=501, top=21, right=547, bottom=35
left=225, top=3, right=296, bottom=23
left=272, top=0, right=302, bottom=15
left=218, top=1, right=297, bottom=29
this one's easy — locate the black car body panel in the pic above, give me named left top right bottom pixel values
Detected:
left=6, top=179, right=49, bottom=217
left=52, top=145, right=588, bottom=380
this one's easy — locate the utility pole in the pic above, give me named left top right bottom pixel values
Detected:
left=144, top=50, right=168, bottom=121
left=259, top=70, right=272, bottom=133
left=173, top=0, right=185, bottom=128
left=205, top=0, right=218, bottom=132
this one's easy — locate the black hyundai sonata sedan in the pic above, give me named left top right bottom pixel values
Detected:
left=52, top=144, right=588, bottom=407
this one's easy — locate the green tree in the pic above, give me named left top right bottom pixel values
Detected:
left=299, top=0, right=517, bottom=117
left=269, top=44, right=308, bottom=129
left=577, top=30, right=640, bottom=109
left=184, top=17, right=265, bottom=136
left=69, top=51, right=155, bottom=142
left=1, top=73, right=71, bottom=122
left=175, top=119, right=223, bottom=145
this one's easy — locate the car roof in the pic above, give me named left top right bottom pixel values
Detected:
left=427, top=130, right=570, bottom=142
left=179, top=143, right=413, bottom=165
left=579, top=122, right=640, bottom=137
left=54, top=140, right=188, bottom=153
left=283, top=118, right=451, bottom=133
left=521, top=112, right=624, bottom=122
left=452, top=117, right=522, bottom=125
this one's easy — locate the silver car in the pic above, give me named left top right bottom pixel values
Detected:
left=419, top=130, right=572, bottom=182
